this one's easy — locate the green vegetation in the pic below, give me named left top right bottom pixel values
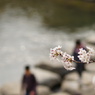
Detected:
left=0, top=0, right=95, bottom=30
left=51, top=0, right=95, bottom=12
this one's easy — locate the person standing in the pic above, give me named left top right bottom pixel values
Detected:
left=73, top=39, right=86, bottom=78
left=21, top=66, right=37, bottom=95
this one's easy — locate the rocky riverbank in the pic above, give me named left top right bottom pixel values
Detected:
left=0, top=37, right=95, bottom=95
left=0, top=61, right=95, bottom=95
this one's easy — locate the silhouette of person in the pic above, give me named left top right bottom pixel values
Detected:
left=21, top=65, right=37, bottom=95
left=73, top=39, right=86, bottom=78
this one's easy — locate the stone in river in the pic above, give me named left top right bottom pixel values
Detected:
left=61, top=80, right=80, bottom=94
left=32, top=68, right=61, bottom=88
left=0, top=82, right=21, bottom=95
left=85, top=63, right=95, bottom=72
left=37, top=85, right=51, bottom=95
left=85, top=35, right=95, bottom=45
left=64, top=72, right=79, bottom=81
left=0, top=82, right=51, bottom=95
left=35, top=61, right=74, bottom=77
left=81, top=71, right=94, bottom=85
left=61, top=71, right=95, bottom=95
left=50, top=92, right=70, bottom=95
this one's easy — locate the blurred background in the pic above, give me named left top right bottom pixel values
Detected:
left=0, top=0, right=95, bottom=95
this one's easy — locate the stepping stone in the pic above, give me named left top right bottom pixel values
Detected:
left=37, top=85, right=51, bottom=95
left=35, top=61, right=74, bottom=77
left=85, top=63, right=95, bottom=72
left=50, top=92, right=70, bottom=95
left=81, top=71, right=94, bottom=85
left=32, top=68, right=61, bottom=87
left=64, top=72, right=79, bottom=81
left=0, top=82, right=21, bottom=95
left=0, top=82, right=51, bottom=95
left=61, top=80, right=80, bottom=94
left=85, top=35, right=95, bottom=45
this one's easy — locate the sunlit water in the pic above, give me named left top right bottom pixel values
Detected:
left=0, top=7, right=95, bottom=86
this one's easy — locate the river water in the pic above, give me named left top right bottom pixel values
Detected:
left=0, top=7, right=95, bottom=86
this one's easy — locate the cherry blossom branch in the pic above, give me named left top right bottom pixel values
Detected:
left=50, top=45, right=95, bottom=87
left=59, top=51, right=94, bottom=64
left=50, top=45, right=95, bottom=70
left=72, top=59, right=95, bottom=64
left=72, top=60, right=86, bottom=64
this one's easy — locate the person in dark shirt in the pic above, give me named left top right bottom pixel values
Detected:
left=21, top=66, right=37, bottom=95
left=73, top=39, right=86, bottom=78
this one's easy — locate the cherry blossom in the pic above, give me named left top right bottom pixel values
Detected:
left=50, top=46, right=75, bottom=70
left=63, top=62, right=75, bottom=70
left=50, top=45, right=95, bottom=87
left=78, top=47, right=95, bottom=63
left=50, top=46, right=95, bottom=70
left=78, top=48, right=90, bottom=63
left=61, top=52, right=75, bottom=70
left=50, top=45, right=63, bottom=61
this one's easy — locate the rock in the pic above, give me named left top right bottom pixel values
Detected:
left=0, top=82, right=21, bottom=95
left=85, top=63, right=95, bottom=72
left=32, top=68, right=61, bottom=87
left=81, top=84, right=95, bottom=95
left=61, top=80, right=80, bottom=94
left=81, top=72, right=95, bottom=95
left=61, top=71, right=95, bottom=95
left=64, top=71, right=94, bottom=85
left=85, top=35, right=95, bottom=45
left=64, top=72, right=79, bottom=81
left=0, top=88, right=2, bottom=95
left=81, top=71, right=94, bottom=85
left=37, top=85, right=51, bottom=95
left=0, top=82, right=51, bottom=95
left=0, top=68, right=61, bottom=95
left=50, top=92, right=70, bottom=95
left=35, top=61, right=74, bottom=77
left=61, top=78, right=95, bottom=95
